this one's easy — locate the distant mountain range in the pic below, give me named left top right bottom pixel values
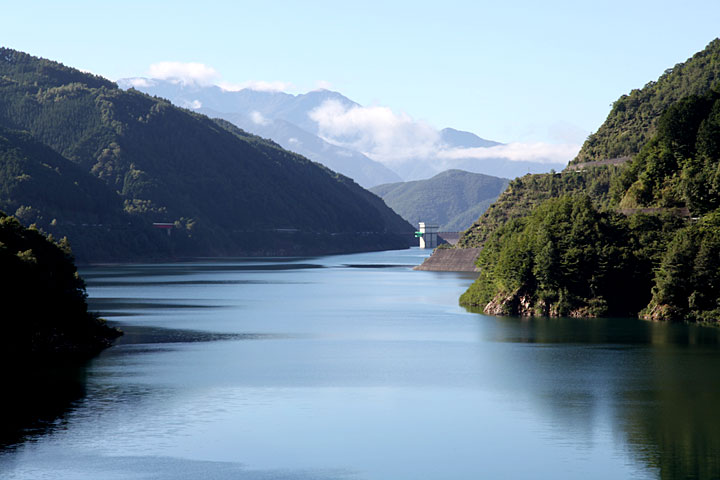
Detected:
left=0, top=48, right=414, bottom=261
left=117, top=80, right=397, bottom=187
left=370, top=170, right=509, bottom=231
left=118, top=78, right=566, bottom=186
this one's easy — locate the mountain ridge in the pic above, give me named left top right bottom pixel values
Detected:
left=119, top=78, right=565, bottom=183
left=370, top=169, right=509, bottom=231
left=0, top=48, right=414, bottom=261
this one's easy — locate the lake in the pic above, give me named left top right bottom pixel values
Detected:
left=2, top=248, right=720, bottom=479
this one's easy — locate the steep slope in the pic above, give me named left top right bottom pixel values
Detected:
left=615, top=87, right=720, bottom=215
left=200, top=108, right=402, bottom=187
left=459, top=40, right=720, bottom=323
left=0, top=126, right=123, bottom=223
left=119, top=79, right=399, bottom=187
left=0, top=49, right=414, bottom=260
left=457, top=40, right=720, bottom=250
left=458, top=167, right=618, bottom=247
left=0, top=125, right=183, bottom=262
left=574, top=38, right=720, bottom=163
left=370, top=170, right=509, bottom=231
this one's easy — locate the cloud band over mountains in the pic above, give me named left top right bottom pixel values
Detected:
left=438, top=143, right=582, bottom=164
left=125, top=61, right=581, bottom=172
left=142, top=61, right=293, bottom=92
left=310, top=100, right=580, bottom=166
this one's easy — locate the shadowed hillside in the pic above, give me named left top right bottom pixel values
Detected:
left=0, top=49, right=414, bottom=261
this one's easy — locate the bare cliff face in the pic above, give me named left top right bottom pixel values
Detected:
left=482, top=290, right=533, bottom=316
left=483, top=290, right=599, bottom=318
left=641, top=304, right=682, bottom=322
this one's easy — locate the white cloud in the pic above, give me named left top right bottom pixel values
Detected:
left=438, top=142, right=581, bottom=164
left=141, top=61, right=299, bottom=92
left=148, top=61, right=220, bottom=86
left=125, top=77, right=156, bottom=88
left=308, top=99, right=579, bottom=171
left=219, top=80, right=294, bottom=92
left=250, top=111, right=270, bottom=126
left=309, top=100, right=440, bottom=164
left=181, top=99, right=202, bottom=109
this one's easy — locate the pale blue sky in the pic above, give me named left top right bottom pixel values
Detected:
left=3, top=0, right=720, bottom=145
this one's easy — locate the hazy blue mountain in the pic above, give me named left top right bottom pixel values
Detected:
left=199, top=107, right=402, bottom=187
left=390, top=156, right=565, bottom=182
left=118, top=79, right=295, bottom=115
left=370, top=169, right=510, bottom=231
left=449, top=157, right=565, bottom=178
left=267, top=89, right=358, bottom=134
left=440, top=128, right=501, bottom=148
left=119, top=79, right=359, bottom=130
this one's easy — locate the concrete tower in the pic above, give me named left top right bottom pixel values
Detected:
left=418, top=222, right=438, bottom=249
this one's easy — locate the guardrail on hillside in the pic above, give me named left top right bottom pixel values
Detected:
left=564, top=156, right=632, bottom=171
left=618, top=207, right=691, bottom=217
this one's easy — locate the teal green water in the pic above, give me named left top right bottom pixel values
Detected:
left=2, top=248, right=720, bottom=479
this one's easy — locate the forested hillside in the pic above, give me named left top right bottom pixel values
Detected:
left=459, top=39, right=720, bottom=250
left=0, top=49, right=414, bottom=261
left=459, top=39, right=720, bottom=324
left=457, top=167, right=618, bottom=247
left=370, top=170, right=509, bottom=231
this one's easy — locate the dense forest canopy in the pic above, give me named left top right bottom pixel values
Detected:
left=615, top=87, right=720, bottom=214
left=460, top=195, right=688, bottom=318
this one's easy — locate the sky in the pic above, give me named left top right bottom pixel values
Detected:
left=2, top=0, right=720, bottom=152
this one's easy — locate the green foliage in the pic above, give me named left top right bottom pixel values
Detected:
left=459, top=41, right=720, bottom=251
left=644, top=211, right=720, bottom=322
left=574, top=38, right=720, bottom=163
left=457, top=40, right=720, bottom=324
left=0, top=211, right=120, bottom=358
left=458, top=167, right=619, bottom=248
left=369, top=170, right=509, bottom=231
left=461, top=196, right=656, bottom=317
left=618, top=88, right=720, bottom=214
left=0, top=48, right=414, bottom=261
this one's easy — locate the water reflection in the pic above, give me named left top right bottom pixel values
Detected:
left=464, top=307, right=720, bottom=346
left=0, top=365, right=88, bottom=448
left=467, top=313, right=720, bottom=479
left=80, top=262, right=325, bottom=282
left=621, top=346, right=720, bottom=480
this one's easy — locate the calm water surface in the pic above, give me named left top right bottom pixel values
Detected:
left=2, top=248, right=720, bottom=479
